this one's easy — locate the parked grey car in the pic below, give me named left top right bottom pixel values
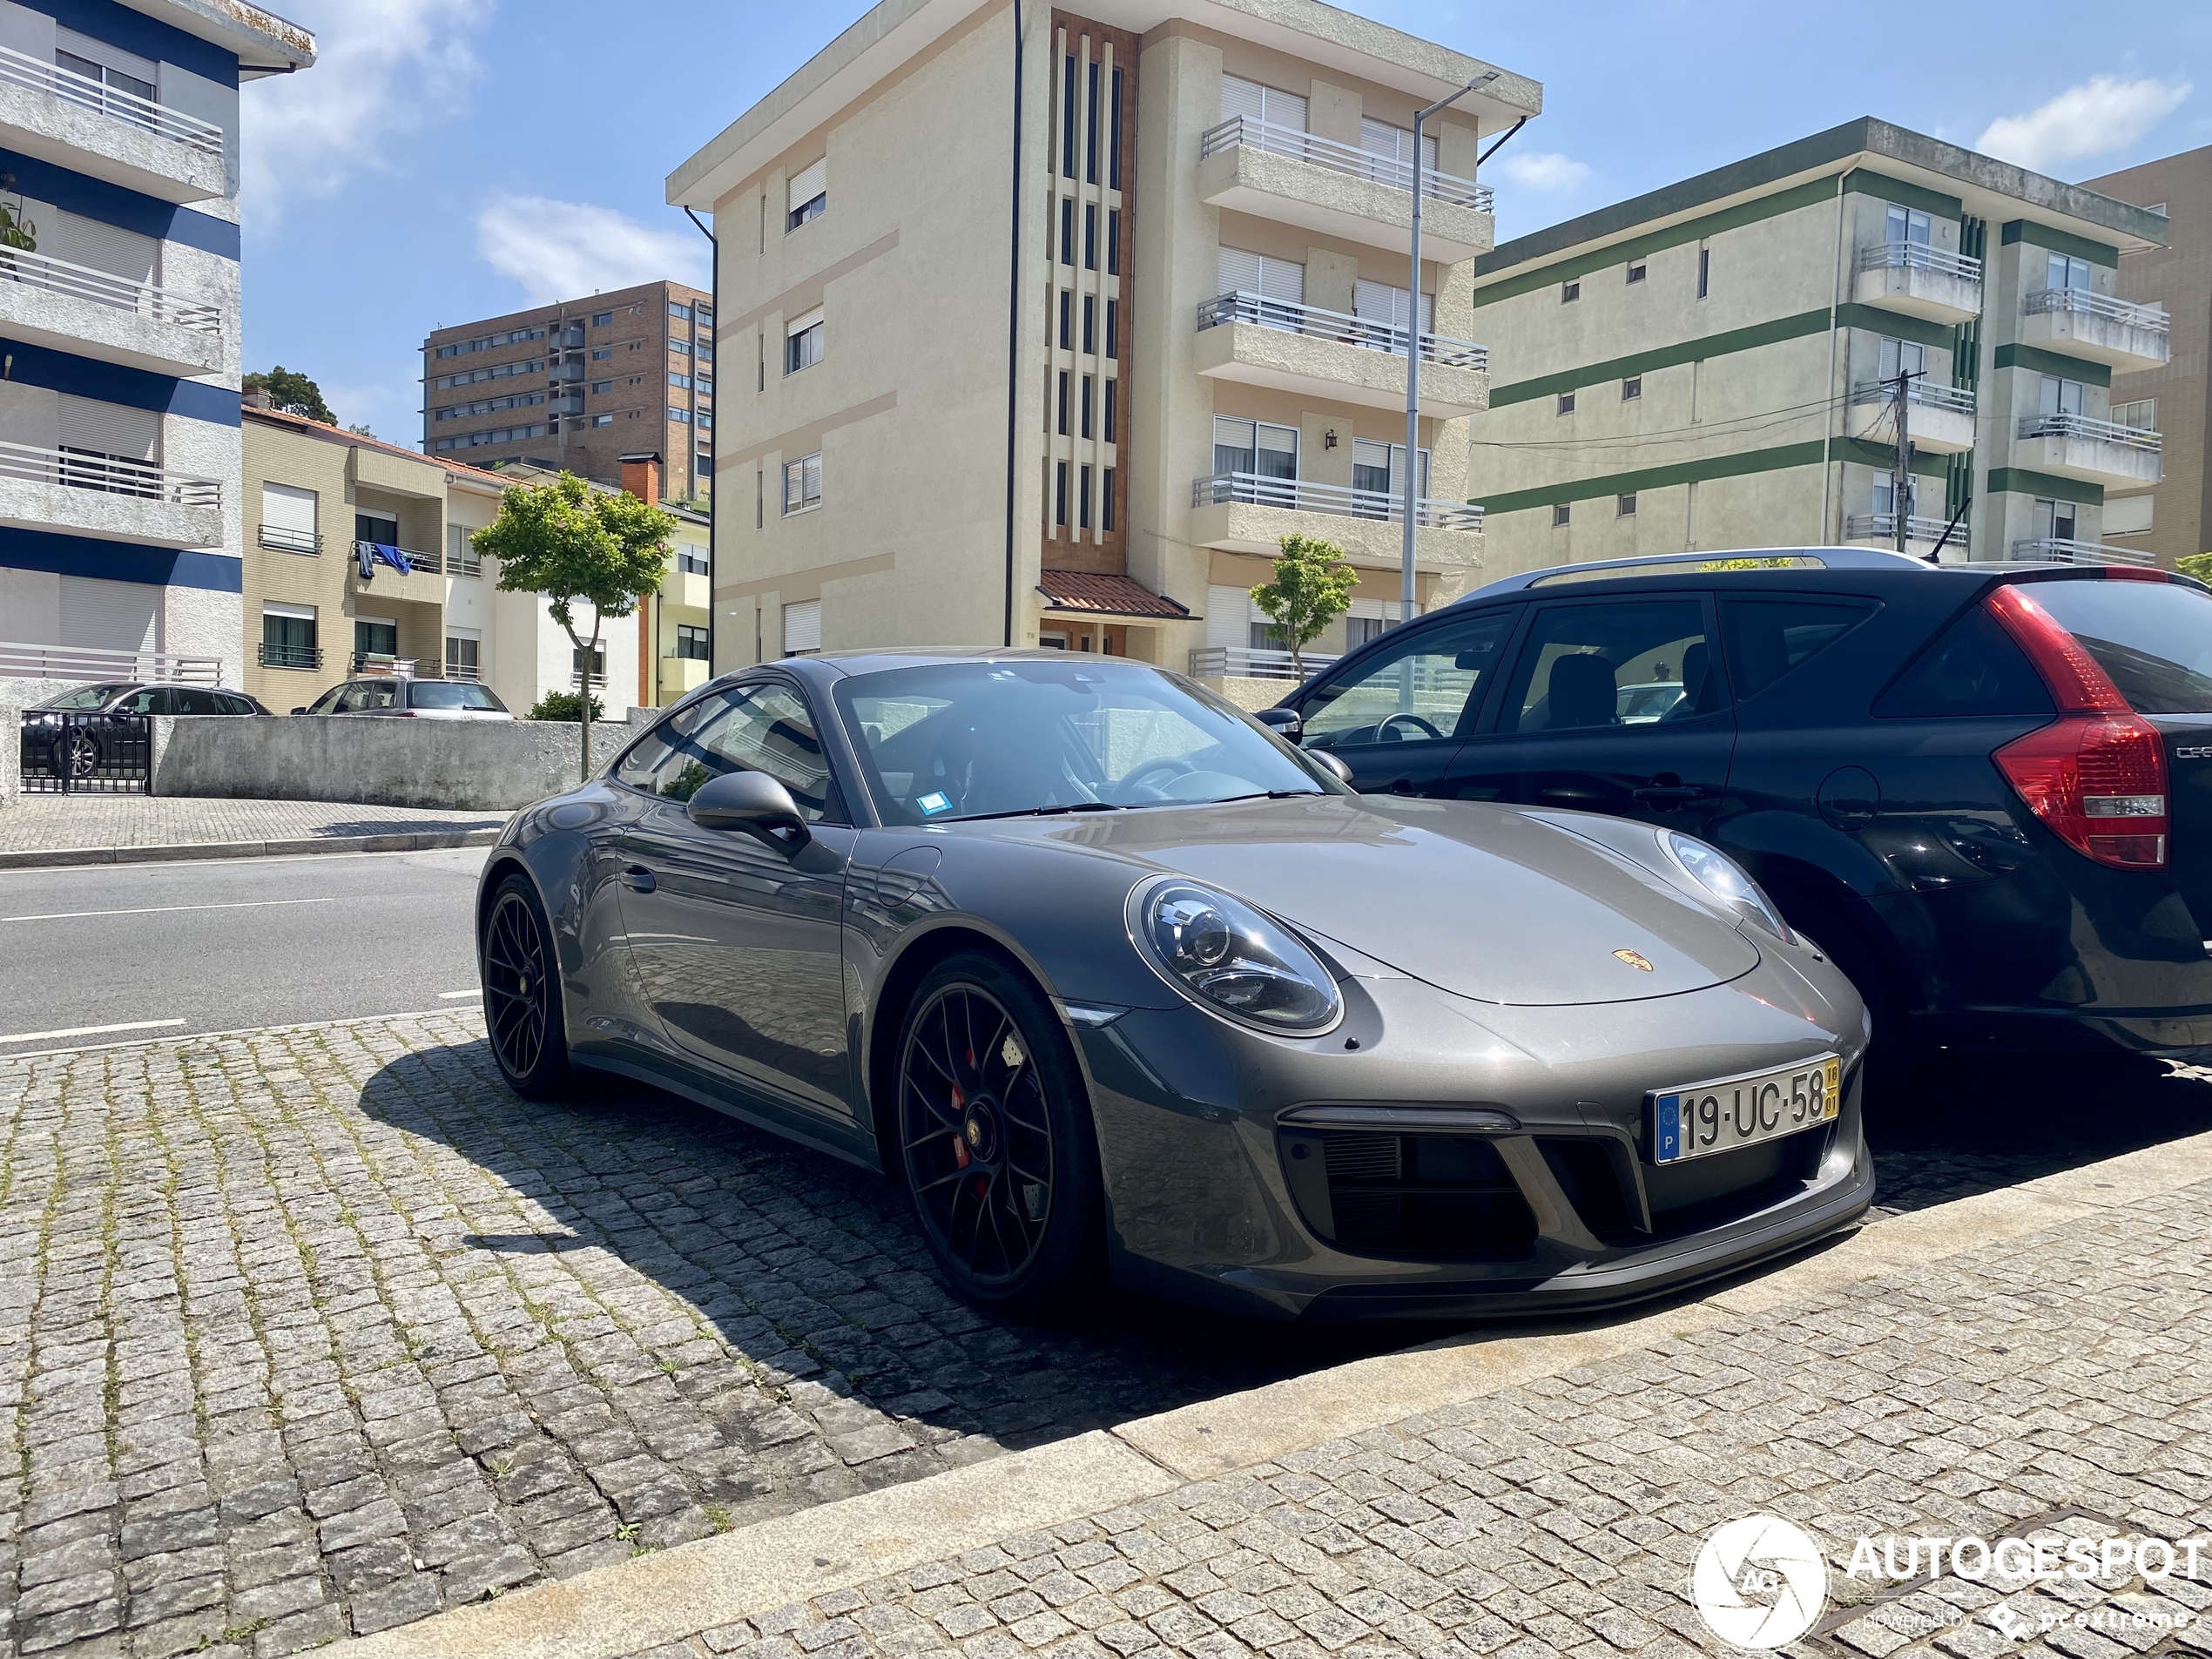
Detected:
left=295, top=678, right=512, bottom=718
left=475, top=652, right=1871, bottom=1320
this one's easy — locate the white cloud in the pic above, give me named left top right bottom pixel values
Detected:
left=475, top=196, right=709, bottom=305
left=240, top=0, right=492, bottom=217
left=1975, top=75, right=2191, bottom=174
left=1494, top=151, right=1591, bottom=192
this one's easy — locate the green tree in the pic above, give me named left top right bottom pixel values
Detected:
left=475, top=472, right=674, bottom=779
left=244, top=366, right=334, bottom=424
left=1251, top=533, right=1359, bottom=678
left=2179, top=553, right=2212, bottom=585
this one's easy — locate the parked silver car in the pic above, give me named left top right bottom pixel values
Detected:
left=294, top=678, right=513, bottom=719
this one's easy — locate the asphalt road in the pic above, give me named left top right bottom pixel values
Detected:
left=0, top=846, right=489, bottom=1055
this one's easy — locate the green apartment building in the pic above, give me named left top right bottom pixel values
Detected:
left=1467, top=119, right=2173, bottom=573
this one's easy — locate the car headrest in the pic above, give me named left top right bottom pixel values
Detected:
left=1548, top=652, right=1618, bottom=729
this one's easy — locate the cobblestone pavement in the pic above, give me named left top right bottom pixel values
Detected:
left=2, top=1015, right=2208, bottom=1656
left=0, top=797, right=507, bottom=855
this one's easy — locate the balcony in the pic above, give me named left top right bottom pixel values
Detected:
left=2019, top=287, right=2170, bottom=373
left=0, top=638, right=220, bottom=682
left=0, top=441, right=220, bottom=546
left=258, top=523, right=320, bottom=555
left=0, top=43, right=226, bottom=204
left=2008, top=537, right=2156, bottom=569
left=1194, top=292, right=1488, bottom=417
left=2013, top=412, right=2162, bottom=487
left=0, top=246, right=224, bottom=376
left=1844, top=512, right=1966, bottom=556
left=660, top=655, right=711, bottom=698
left=349, top=540, right=449, bottom=600
left=1190, top=472, right=1481, bottom=572
left=1197, top=117, right=1493, bottom=262
left=1843, top=379, right=1976, bottom=455
left=1188, top=644, right=1339, bottom=684
left=1851, top=242, right=1982, bottom=323
left=257, top=642, right=323, bottom=671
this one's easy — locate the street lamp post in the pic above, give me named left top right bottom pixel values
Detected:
left=1400, top=69, right=1499, bottom=632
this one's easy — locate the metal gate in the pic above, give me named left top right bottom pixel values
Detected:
left=17, top=710, right=151, bottom=793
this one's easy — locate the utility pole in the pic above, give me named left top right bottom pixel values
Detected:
left=1889, top=367, right=1923, bottom=556
left=1401, top=68, right=1499, bottom=633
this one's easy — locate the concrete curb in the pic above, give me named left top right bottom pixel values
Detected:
left=0, top=826, right=503, bottom=870
left=328, top=1124, right=2212, bottom=1659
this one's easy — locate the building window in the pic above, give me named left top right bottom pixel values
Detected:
left=1617, top=493, right=1636, bottom=516
left=1057, top=371, right=1069, bottom=435
left=669, top=302, right=691, bottom=320
left=784, top=450, right=822, bottom=513
left=2047, top=251, right=2094, bottom=293
left=260, top=482, right=318, bottom=554
left=2032, top=496, right=2077, bottom=544
left=1062, top=52, right=1077, bottom=178
left=669, top=337, right=692, bottom=356
left=572, top=644, right=607, bottom=685
left=678, top=545, right=709, bottom=575
left=1697, top=246, right=1710, bottom=299
left=1626, top=262, right=1647, bottom=283
left=1081, top=374, right=1094, bottom=438
left=1105, top=300, right=1118, bottom=360
left=355, top=618, right=398, bottom=659
left=669, top=407, right=693, bottom=423
left=1215, top=415, right=1298, bottom=479
left=1109, top=67, right=1124, bottom=187
left=1082, top=294, right=1096, bottom=355
left=786, top=308, right=824, bottom=374
left=2039, top=374, right=2087, bottom=417
left=1107, top=209, right=1121, bottom=275
left=1060, top=198, right=1074, bottom=265
left=1103, top=467, right=1116, bottom=531
left=1055, top=460, right=1069, bottom=527
left=590, top=414, right=612, bottom=427
left=591, top=380, right=612, bottom=395
left=1059, top=289, right=1071, bottom=350
left=1561, top=280, right=1580, bottom=303
left=1557, top=392, right=1575, bottom=416
left=1888, top=203, right=1932, bottom=246
left=1084, top=203, right=1097, bottom=270
left=1877, top=336, right=1926, bottom=383
left=592, top=347, right=611, bottom=361
left=670, top=373, right=693, bottom=390
left=1622, top=375, right=1642, bottom=400
left=676, top=624, right=711, bottom=660
left=787, top=158, right=826, bottom=229
left=1552, top=503, right=1571, bottom=528
left=1103, top=379, right=1116, bottom=442
left=1079, top=463, right=1093, bottom=529
left=445, top=633, right=481, bottom=680
left=1085, top=59, right=1101, bottom=183
left=2114, top=398, right=2158, bottom=430
left=260, top=605, right=317, bottom=670
left=591, top=311, right=613, bottom=327
left=446, top=524, right=482, bottom=578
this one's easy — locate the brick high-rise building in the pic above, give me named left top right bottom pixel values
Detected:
left=420, top=280, right=714, bottom=502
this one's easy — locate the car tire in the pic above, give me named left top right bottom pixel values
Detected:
left=894, top=952, right=1106, bottom=1318
left=480, top=873, right=575, bottom=1100
left=62, top=730, right=98, bottom=779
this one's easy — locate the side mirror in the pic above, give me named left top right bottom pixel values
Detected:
left=687, top=769, right=808, bottom=844
left=1253, top=706, right=1302, bottom=741
left=1308, top=749, right=1355, bottom=786
left=290, top=707, right=306, bottom=716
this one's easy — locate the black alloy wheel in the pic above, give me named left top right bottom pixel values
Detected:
left=481, top=874, right=573, bottom=1098
left=62, top=731, right=98, bottom=779
left=897, top=954, right=1103, bottom=1313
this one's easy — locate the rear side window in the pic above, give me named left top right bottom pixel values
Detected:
left=1495, top=599, right=1718, bottom=733
left=2026, top=578, right=2212, bottom=714
left=1874, top=606, right=2054, bottom=718
left=172, top=689, right=225, bottom=714
left=409, top=682, right=506, bottom=711
left=1720, top=598, right=1877, bottom=701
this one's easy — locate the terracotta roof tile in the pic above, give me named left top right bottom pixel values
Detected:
left=1035, top=570, right=1190, bottom=619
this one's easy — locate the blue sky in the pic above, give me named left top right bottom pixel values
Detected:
left=240, top=0, right=2212, bottom=446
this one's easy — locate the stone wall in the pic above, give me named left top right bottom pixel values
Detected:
left=0, top=678, right=84, bottom=807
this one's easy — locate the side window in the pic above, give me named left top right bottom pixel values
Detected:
left=121, top=689, right=162, bottom=715
left=1299, top=612, right=1512, bottom=751
left=1720, top=598, right=1878, bottom=702
left=1874, top=607, right=2054, bottom=718
left=307, top=685, right=347, bottom=714
left=617, top=684, right=839, bottom=820
left=174, top=689, right=224, bottom=715
left=1495, top=599, right=1716, bottom=734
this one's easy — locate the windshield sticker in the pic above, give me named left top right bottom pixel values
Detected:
left=918, top=792, right=952, bottom=815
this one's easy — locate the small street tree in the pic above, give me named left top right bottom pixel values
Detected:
left=476, top=472, right=675, bottom=779
left=1251, top=532, right=1359, bottom=678
left=243, top=366, right=335, bottom=423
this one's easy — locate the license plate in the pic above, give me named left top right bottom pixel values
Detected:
left=1650, top=1055, right=1841, bottom=1164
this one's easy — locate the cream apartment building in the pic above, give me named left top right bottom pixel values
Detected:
left=1466, top=119, right=2173, bottom=575
left=667, top=0, right=1539, bottom=683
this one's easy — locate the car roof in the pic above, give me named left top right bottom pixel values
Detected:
left=765, top=648, right=1170, bottom=684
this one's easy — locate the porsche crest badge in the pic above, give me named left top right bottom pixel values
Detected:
left=1613, top=948, right=1655, bottom=972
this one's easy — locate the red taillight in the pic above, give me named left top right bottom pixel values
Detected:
left=1985, top=583, right=2168, bottom=870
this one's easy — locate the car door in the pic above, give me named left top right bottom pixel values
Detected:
left=1443, top=591, right=1737, bottom=836
left=1289, top=607, right=1517, bottom=794
left=610, top=678, right=860, bottom=1122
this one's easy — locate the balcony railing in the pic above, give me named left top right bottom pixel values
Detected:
left=2016, top=412, right=2162, bottom=455
left=1199, top=116, right=1493, bottom=212
left=1188, top=644, right=1339, bottom=683
left=0, top=440, right=220, bottom=505
left=0, top=638, right=220, bottom=682
left=0, top=244, right=222, bottom=334
left=2023, top=287, right=2170, bottom=339
left=350, top=654, right=416, bottom=678
left=1854, top=241, right=1983, bottom=281
left=1193, top=471, right=1484, bottom=530
left=258, top=523, right=320, bottom=554
left=0, top=42, right=225, bottom=154
left=1197, top=290, right=1487, bottom=369
left=353, top=539, right=442, bottom=574
left=2008, top=536, right=2157, bottom=569
left=1844, top=511, right=1959, bottom=545
left=257, top=642, right=323, bottom=670
left=1849, top=379, right=1976, bottom=415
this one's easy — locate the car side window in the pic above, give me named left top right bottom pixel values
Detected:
left=306, top=685, right=347, bottom=714
left=351, top=683, right=399, bottom=712
left=617, top=684, right=839, bottom=820
left=1720, top=598, right=1878, bottom=702
left=1494, top=599, right=1719, bottom=734
left=119, top=689, right=161, bottom=715
left=1299, top=611, right=1512, bottom=751
left=174, top=689, right=223, bottom=715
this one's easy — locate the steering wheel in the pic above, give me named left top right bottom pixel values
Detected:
left=1376, top=712, right=1443, bottom=742
left=1123, top=756, right=1197, bottom=794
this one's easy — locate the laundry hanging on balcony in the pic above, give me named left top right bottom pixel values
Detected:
left=354, top=541, right=412, bottom=582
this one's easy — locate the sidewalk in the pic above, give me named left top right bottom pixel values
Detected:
left=0, top=795, right=509, bottom=868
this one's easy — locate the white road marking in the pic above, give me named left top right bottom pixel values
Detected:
left=439, top=989, right=482, bottom=999
left=0, top=1018, right=186, bottom=1045
left=1, top=897, right=338, bottom=923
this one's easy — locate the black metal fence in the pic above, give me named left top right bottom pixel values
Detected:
left=17, top=710, right=152, bottom=793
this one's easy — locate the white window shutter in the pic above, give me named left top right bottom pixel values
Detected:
left=263, top=601, right=316, bottom=621
left=57, top=395, right=158, bottom=460
left=1261, top=257, right=1303, bottom=305
left=788, top=158, right=826, bottom=212
left=56, top=26, right=157, bottom=84
left=1217, top=246, right=1260, bottom=298
left=261, top=482, right=316, bottom=536
left=41, top=207, right=157, bottom=284
left=783, top=599, right=822, bottom=653
left=1205, top=585, right=1251, bottom=649
left=59, top=575, right=159, bottom=651
left=1256, top=424, right=1297, bottom=461
left=1219, top=73, right=1262, bottom=125
left=786, top=306, right=824, bottom=339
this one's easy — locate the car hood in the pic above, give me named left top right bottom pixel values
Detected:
left=1008, top=794, right=1759, bottom=1006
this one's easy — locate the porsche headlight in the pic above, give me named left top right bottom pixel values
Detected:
left=1137, top=881, right=1341, bottom=1033
left=1664, top=832, right=1794, bottom=942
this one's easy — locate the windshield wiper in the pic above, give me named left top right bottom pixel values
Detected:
left=1204, top=789, right=1328, bottom=805
left=951, top=800, right=1126, bottom=822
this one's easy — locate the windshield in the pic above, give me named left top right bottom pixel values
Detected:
left=2032, top=578, right=2212, bottom=714
left=832, top=659, right=1343, bottom=825
left=31, top=684, right=138, bottom=711
left=409, top=681, right=506, bottom=711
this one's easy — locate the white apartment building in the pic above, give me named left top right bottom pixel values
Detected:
left=668, top=0, right=1539, bottom=692
left=0, top=0, right=313, bottom=687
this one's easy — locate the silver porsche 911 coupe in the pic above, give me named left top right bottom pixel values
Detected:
left=474, top=651, right=1872, bottom=1320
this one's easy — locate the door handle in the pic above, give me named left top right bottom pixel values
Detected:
left=619, top=866, right=656, bottom=893
left=1631, top=783, right=1703, bottom=806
